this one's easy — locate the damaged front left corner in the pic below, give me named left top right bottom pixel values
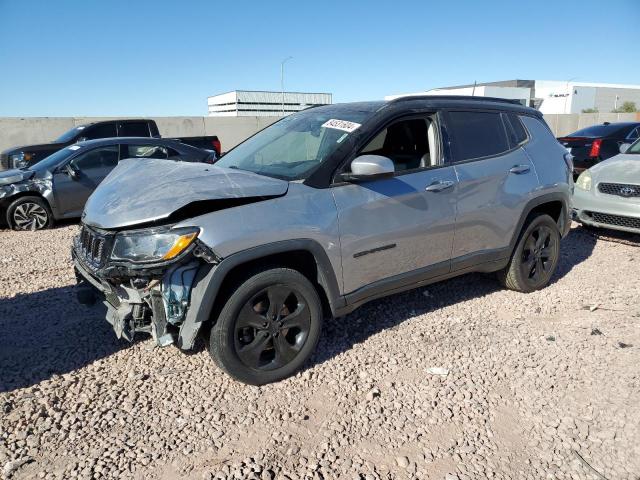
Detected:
left=74, top=234, right=220, bottom=349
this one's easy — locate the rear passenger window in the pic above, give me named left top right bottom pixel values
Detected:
left=447, top=111, right=509, bottom=161
left=123, top=144, right=168, bottom=159
left=119, top=122, right=151, bottom=137
left=504, top=113, right=528, bottom=146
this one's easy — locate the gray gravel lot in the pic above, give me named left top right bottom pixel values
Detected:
left=0, top=224, right=639, bottom=480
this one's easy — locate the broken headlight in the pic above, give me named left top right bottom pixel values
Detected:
left=110, top=227, right=199, bottom=264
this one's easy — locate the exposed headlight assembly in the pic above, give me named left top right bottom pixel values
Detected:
left=9, top=152, right=33, bottom=169
left=111, top=227, right=199, bottom=264
left=575, top=170, right=592, bottom=191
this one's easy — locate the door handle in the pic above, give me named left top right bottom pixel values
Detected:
left=509, top=165, right=530, bottom=175
left=425, top=180, right=455, bottom=192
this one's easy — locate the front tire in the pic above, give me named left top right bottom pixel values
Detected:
left=209, top=267, right=323, bottom=385
left=497, top=213, right=561, bottom=293
left=6, top=196, right=53, bottom=231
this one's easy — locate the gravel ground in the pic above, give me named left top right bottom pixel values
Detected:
left=0, top=224, right=639, bottom=480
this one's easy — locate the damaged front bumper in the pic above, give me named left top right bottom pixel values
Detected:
left=72, top=225, right=219, bottom=350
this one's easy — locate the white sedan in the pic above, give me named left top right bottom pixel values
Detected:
left=572, top=140, right=640, bottom=234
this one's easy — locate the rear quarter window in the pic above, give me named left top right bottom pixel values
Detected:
left=447, top=111, right=509, bottom=161
left=504, top=113, right=528, bottom=147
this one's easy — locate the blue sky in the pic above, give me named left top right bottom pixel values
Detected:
left=0, top=0, right=639, bottom=116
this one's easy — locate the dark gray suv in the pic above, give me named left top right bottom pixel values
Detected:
left=0, top=137, right=212, bottom=230
left=73, top=97, right=573, bottom=385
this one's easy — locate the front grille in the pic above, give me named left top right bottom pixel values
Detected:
left=589, top=211, right=640, bottom=230
left=598, top=182, right=640, bottom=198
left=0, top=154, right=9, bottom=171
left=74, top=225, right=113, bottom=269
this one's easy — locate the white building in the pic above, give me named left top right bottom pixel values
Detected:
left=208, top=90, right=332, bottom=117
left=386, top=80, right=640, bottom=114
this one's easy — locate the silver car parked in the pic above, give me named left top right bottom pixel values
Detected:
left=73, top=97, right=573, bottom=385
left=0, top=137, right=213, bottom=230
left=572, top=140, right=640, bottom=234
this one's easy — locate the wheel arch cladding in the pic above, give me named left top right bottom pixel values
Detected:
left=509, top=193, right=569, bottom=255
left=176, top=239, right=343, bottom=350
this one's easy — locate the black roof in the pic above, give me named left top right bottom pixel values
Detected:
left=78, top=118, right=153, bottom=127
left=387, top=95, right=538, bottom=115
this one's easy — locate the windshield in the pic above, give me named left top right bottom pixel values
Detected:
left=30, top=145, right=80, bottom=171
left=627, top=139, right=640, bottom=155
left=55, top=125, right=87, bottom=143
left=214, top=107, right=376, bottom=180
left=569, top=124, right=626, bottom=138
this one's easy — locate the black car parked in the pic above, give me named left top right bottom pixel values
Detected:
left=558, top=121, right=640, bottom=175
left=0, top=137, right=212, bottom=230
left=0, top=118, right=221, bottom=170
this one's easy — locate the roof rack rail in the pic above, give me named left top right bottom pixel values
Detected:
left=389, top=95, right=523, bottom=105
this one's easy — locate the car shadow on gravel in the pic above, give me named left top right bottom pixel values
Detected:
left=0, top=285, right=127, bottom=393
left=309, top=226, right=597, bottom=370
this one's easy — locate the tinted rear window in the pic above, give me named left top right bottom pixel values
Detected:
left=447, top=111, right=509, bottom=161
left=568, top=124, right=627, bottom=137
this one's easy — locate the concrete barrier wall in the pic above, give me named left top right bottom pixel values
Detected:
left=1, top=113, right=639, bottom=153
left=0, top=116, right=279, bottom=153
left=543, top=112, right=639, bottom=137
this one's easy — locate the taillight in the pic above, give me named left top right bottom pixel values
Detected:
left=589, top=139, right=602, bottom=158
left=212, top=139, right=221, bottom=155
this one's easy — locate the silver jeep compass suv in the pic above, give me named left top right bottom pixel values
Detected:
left=73, top=96, right=573, bottom=385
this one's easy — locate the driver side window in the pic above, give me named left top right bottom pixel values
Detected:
left=358, top=116, right=440, bottom=173
left=71, top=145, right=119, bottom=170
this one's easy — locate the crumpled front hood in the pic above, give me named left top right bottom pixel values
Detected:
left=83, top=158, right=289, bottom=229
left=591, top=154, right=640, bottom=183
left=0, top=169, right=35, bottom=186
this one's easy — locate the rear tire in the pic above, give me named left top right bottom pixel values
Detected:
left=209, top=267, right=323, bottom=385
left=6, top=196, right=53, bottom=231
left=497, top=213, right=560, bottom=293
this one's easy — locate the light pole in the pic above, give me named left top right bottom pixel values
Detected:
left=281, top=56, right=293, bottom=116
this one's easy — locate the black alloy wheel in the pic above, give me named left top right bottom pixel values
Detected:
left=234, top=285, right=311, bottom=371
left=520, top=224, right=557, bottom=284
left=209, top=267, right=323, bottom=385
left=497, top=213, right=561, bottom=293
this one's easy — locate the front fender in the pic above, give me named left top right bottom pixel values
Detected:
left=177, top=239, right=344, bottom=350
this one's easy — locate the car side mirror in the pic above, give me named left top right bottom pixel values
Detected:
left=340, top=155, right=395, bottom=182
left=619, top=143, right=631, bottom=154
left=65, top=163, right=80, bottom=180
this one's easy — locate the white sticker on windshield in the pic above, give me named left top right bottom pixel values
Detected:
left=68, top=145, right=81, bottom=150
left=322, top=119, right=361, bottom=133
